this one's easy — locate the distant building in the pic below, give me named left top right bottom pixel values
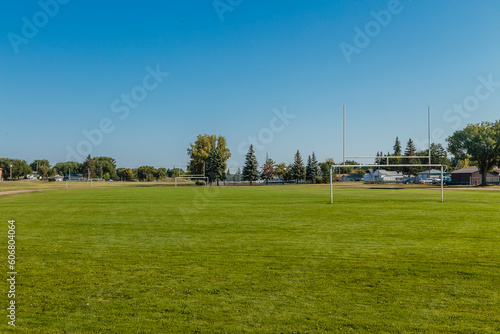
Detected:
left=364, top=169, right=403, bottom=183
left=417, top=169, right=450, bottom=182
left=451, top=167, right=500, bottom=185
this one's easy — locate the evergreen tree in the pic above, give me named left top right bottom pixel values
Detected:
left=306, top=155, right=312, bottom=182
left=390, top=137, right=402, bottom=169
left=393, top=137, right=402, bottom=155
left=305, top=152, right=320, bottom=183
left=419, top=143, right=450, bottom=166
left=379, top=151, right=387, bottom=166
left=242, top=145, right=260, bottom=185
left=235, top=168, right=242, bottom=181
left=403, top=138, right=419, bottom=175
left=291, top=150, right=306, bottom=183
left=311, top=152, right=319, bottom=182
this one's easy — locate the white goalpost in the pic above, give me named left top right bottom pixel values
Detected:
left=174, top=176, right=209, bottom=187
left=330, top=106, right=447, bottom=204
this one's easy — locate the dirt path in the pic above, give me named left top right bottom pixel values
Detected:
left=0, top=190, right=44, bottom=196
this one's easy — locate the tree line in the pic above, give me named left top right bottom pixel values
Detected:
left=373, top=137, right=451, bottom=175
left=187, top=134, right=357, bottom=185
left=0, top=155, right=184, bottom=182
left=374, top=120, right=500, bottom=185
left=189, top=120, right=500, bottom=185
left=2, top=120, right=498, bottom=184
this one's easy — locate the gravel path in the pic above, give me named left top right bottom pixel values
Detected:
left=0, top=190, right=43, bottom=196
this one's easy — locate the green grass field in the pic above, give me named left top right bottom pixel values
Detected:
left=1, top=185, right=499, bottom=333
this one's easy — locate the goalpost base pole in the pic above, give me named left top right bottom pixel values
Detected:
left=330, top=166, right=333, bottom=204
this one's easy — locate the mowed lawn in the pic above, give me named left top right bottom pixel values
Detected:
left=0, top=185, right=499, bottom=333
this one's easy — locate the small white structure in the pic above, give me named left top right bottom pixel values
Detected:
left=53, top=175, right=64, bottom=182
left=27, top=172, right=40, bottom=180
left=417, top=169, right=450, bottom=182
left=364, top=169, right=404, bottom=183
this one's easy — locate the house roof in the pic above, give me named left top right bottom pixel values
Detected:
left=375, top=169, right=402, bottom=176
left=451, top=167, right=479, bottom=174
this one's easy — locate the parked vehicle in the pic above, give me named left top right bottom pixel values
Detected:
left=403, top=177, right=419, bottom=184
left=432, top=177, right=451, bottom=185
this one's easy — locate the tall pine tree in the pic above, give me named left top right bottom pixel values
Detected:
left=306, top=152, right=320, bottom=183
left=393, top=137, right=402, bottom=155
left=235, top=168, right=242, bottom=181
left=242, top=145, right=260, bottom=185
left=292, top=150, right=306, bottom=183
left=390, top=137, right=402, bottom=170
left=403, top=138, right=419, bottom=175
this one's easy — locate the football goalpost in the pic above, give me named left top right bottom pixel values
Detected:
left=330, top=106, right=447, bottom=204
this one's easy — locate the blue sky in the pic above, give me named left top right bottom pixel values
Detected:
left=1, top=0, right=499, bottom=170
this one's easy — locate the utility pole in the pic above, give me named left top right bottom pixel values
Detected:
left=10, top=163, right=13, bottom=181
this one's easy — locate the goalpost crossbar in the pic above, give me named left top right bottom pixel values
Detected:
left=331, top=105, right=448, bottom=204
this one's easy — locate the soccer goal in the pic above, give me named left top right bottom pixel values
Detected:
left=174, top=176, right=209, bottom=187
left=330, top=106, right=448, bottom=204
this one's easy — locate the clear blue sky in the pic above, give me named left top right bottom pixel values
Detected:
left=1, top=0, right=500, bottom=170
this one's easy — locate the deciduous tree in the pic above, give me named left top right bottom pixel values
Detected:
left=261, top=157, right=276, bottom=185
left=137, top=166, right=156, bottom=182
left=187, top=134, right=231, bottom=176
left=447, top=121, right=500, bottom=185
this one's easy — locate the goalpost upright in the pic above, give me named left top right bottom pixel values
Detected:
left=330, top=106, right=446, bottom=204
